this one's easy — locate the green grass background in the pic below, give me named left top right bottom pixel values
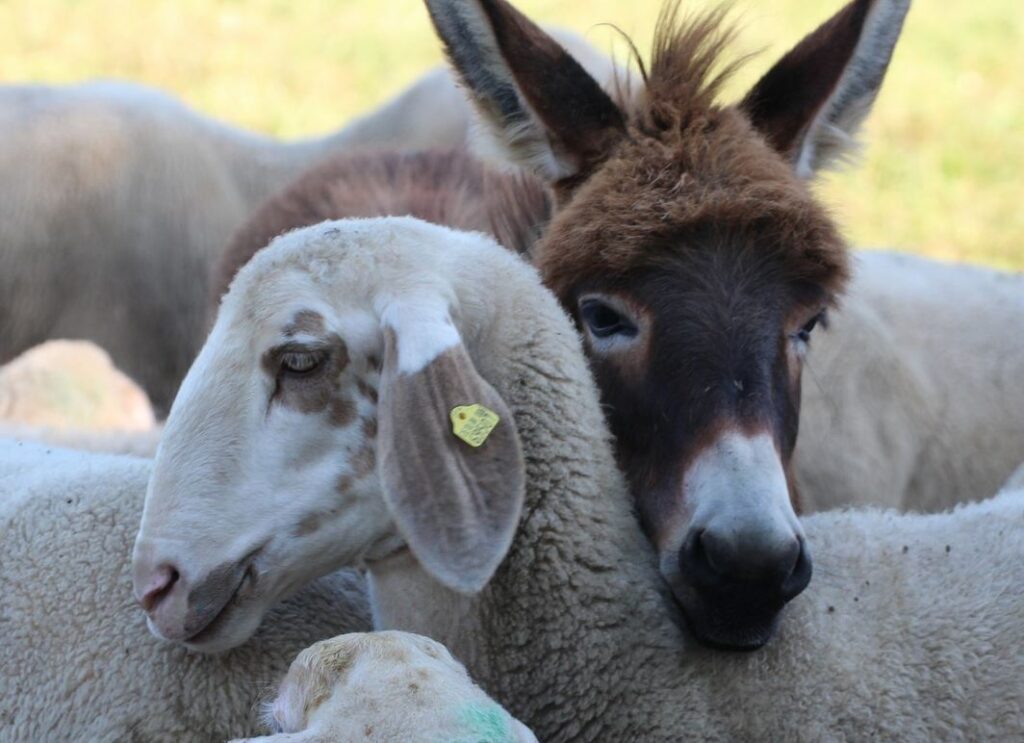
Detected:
left=2, top=0, right=1021, bottom=269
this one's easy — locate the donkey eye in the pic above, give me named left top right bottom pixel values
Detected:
left=794, top=312, right=825, bottom=344
left=580, top=299, right=638, bottom=339
left=280, top=350, right=325, bottom=376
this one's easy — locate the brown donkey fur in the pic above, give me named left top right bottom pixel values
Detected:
left=214, top=150, right=550, bottom=303
left=214, top=0, right=910, bottom=650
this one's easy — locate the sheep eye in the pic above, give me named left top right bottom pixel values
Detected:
left=580, top=298, right=638, bottom=339
left=280, top=350, right=325, bottom=376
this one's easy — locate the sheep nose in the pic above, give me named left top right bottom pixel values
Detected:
left=679, top=528, right=812, bottom=602
left=136, top=564, right=180, bottom=613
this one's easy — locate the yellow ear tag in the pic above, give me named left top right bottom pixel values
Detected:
left=450, top=404, right=500, bottom=448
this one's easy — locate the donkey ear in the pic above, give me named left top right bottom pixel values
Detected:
left=739, top=0, right=910, bottom=178
left=376, top=308, right=525, bottom=594
left=425, top=0, right=626, bottom=184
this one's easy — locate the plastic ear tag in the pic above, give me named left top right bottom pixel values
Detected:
left=450, top=404, right=500, bottom=448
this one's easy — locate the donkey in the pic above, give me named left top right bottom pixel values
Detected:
left=210, top=0, right=910, bottom=650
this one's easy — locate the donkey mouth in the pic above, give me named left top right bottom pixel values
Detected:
left=670, top=579, right=790, bottom=651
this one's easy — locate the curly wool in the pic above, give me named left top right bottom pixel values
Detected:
left=0, top=439, right=371, bottom=742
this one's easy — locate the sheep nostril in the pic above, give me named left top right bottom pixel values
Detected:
left=139, top=565, right=180, bottom=613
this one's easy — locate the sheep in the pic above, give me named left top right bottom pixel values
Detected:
left=0, top=422, right=163, bottom=458
left=0, top=437, right=372, bottom=742
left=797, top=250, right=1024, bottom=512
left=0, top=338, right=163, bottom=456
left=228, top=632, right=537, bottom=743
left=137, top=217, right=1024, bottom=740
left=0, top=69, right=471, bottom=416
left=0, top=339, right=155, bottom=431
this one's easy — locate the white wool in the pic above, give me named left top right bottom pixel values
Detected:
left=0, top=438, right=370, bottom=741
left=229, top=632, right=535, bottom=743
left=798, top=250, right=1024, bottom=512
left=0, top=422, right=163, bottom=457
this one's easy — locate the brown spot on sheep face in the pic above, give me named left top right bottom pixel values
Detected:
left=336, top=474, right=354, bottom=495
left=263, top=332, right=355, bottom=422
left=329, top=395, right=357, bottom=426
left=362, top=416, right=378, bottom=440
left=364, top=725, right=374, bottom=737
left=350, top=444, right=376, bottom=479
left=283, top=310, right=326, bottom=337
left=294, top=512, right=323, bottom=538
left=357, top=379, right=379, bottom=404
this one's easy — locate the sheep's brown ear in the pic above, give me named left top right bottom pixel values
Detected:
left=739, top=0, right=910, bottom=177
left=377, top=317, right=525, bottom=594
left=425, top=0, right=625, bottom=186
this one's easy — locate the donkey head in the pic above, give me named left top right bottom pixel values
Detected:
left=428, top=0, right=909, bottom=649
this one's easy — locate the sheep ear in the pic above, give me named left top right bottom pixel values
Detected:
left=425, top=0, right=626, bottom=185
left=376, top=306, right=525, bottom=594
left=738, top=0, right=910, bottom=178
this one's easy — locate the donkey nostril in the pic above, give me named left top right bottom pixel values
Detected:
left=679, top=529, right=723, bottom=586
left=139, top=565, right=180, bottom=613
left=780, top=539, right=813, bottom=601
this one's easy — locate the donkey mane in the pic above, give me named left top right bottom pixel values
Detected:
left=638, top=3, right=745, bottom=128
left=534, top=3, right=850, bottom=304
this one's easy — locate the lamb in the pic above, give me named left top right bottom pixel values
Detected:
left=0, top=339, right=155, bottom=431
left=228, top=632, right=536, bottom=743
left=0, top=338, right=164, bottom=456
left=0, top=437, right=371, bottom=742
left=136, top=217, right=1024, bottom=740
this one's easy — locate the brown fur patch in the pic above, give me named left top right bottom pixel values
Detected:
left=264, top=333, right=355, bottom=421
left=329, top=395, right=357, bottom=427
left=336, top=474, right=355, bottom=494
left=357, top=379, right=379, bottom=404
left=350, top=444, right=376, bottom=480
left=283, top=309, right=326, bottom=337
left=294, top=511, right=323, bottom=538
left=212, top=150, right=552, bottom=300
left=362, top=416, right=378, bottom=440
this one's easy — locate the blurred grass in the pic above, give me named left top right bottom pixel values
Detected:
left=1, top=0, right=1021, bottom=269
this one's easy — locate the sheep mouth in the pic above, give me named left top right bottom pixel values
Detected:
left=181, top=561, right=259, bottom=647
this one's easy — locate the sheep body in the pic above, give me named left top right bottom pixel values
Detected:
left=799, top=251, right=1024, bottom=511
left=0, top=438, right=371, bottom=742
left=229, top=632, right=536, bottom=743
left=0, top=422, right=163, bottom=457
left=0, top=72, right=470, bottom=414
